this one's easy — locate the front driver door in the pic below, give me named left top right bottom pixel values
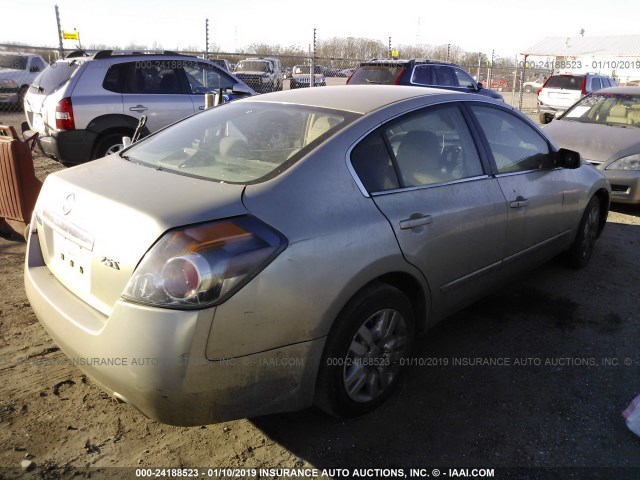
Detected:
left=468, top=104, right=575, bottom=267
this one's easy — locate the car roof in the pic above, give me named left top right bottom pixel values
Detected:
left=361, top=58, right=459, bottom=67
left=245, top=84, right=473, bottom=114
left=595, top=86, right=640, bottom=94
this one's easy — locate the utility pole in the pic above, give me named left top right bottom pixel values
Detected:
left=55, top=5, right=64, bottom=59
left=310, top=28, right=316, bottom=88
left=205, top=18, right=209, bottom=58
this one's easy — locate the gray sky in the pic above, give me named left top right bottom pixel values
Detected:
left=5, top=0, right=640, bottom=58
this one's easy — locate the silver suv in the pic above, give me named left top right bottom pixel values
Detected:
left=22, top=50, right=254, bottom=164
left=538, top=72, right=616, bottom=124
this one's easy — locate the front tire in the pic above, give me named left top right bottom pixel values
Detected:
left=567, top=196, right=601, bottom=269
left=539, top=113, right=552, bottom=124
left=315, top=283, right=415, bottom=418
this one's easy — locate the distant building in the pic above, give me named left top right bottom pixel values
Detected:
left=522, top=35, right=640, bottom=85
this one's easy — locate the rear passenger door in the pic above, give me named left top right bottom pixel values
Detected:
left=351, top=103, right=508, bottom=316
left=119, top=61, right=195, bottom=132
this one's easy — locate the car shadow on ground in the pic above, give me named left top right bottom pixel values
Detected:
left=251, top=225, right=640, bottom=471
left=611, top=203, right=640, bottom=218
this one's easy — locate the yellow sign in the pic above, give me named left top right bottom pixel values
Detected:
left=63, top=31, right=79, bottom=40
left=391, top=49, right=399, bottom=58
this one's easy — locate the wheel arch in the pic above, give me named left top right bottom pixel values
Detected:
left=329, top=270, right=431, bottom=340
left=87, top=114, right=150, bottom=157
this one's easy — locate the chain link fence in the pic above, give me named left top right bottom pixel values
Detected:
left=1, top=43, right=551, bottom=113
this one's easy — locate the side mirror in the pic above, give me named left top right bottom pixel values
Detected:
left=122, top=136, right=132, bottom=148
left=476, top=81, right=484, bottom=90
left=555, top=148, right=581, bottom=169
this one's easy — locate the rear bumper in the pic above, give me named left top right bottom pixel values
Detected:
left=22, top=127, right=96, bottom=164
left=24, top=230, right=323, bottom=425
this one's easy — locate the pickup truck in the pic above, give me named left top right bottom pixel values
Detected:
left=0, top=53, right=48, bottom=110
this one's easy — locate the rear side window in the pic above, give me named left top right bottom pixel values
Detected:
left=590, top=78, right=602, bottom=91
left=348, top=65, right=403, bottom=85
left=544, top=75, right=584, bottom=90
left=351, top=133, right=400, bottom=193
left=103, top=63, right=126, bottom=92
left=351, top=104, right=484, bottom=192
left=411, top=65, right=435, bottom=85
left=30, top=60, right=80, bottom=94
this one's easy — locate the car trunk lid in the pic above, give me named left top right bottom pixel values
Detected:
left=34, top=156, right=247, bottom=317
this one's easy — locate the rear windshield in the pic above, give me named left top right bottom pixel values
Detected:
left=0, top=55, right=27, bottom=70
left=544, top=75, right=584, bottom=90
left=348, top=65, right=403, bottom=85
left=123, top=101, right=359, bottom=184
left=30, top=60, right=81, bottom=94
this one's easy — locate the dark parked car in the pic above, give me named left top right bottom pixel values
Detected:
left=347, top=58, right=503, bottom=101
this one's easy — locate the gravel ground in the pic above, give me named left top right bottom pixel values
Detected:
left=1, top=109, right=640, bottom=480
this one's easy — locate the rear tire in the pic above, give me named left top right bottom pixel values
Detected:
left=93, top=133, right=129, bottom=159
left=567, top=196, right=601, bottom=269
left=539, top=113, right=552, bottom=124
left=315, top=283, right=415, bottom=418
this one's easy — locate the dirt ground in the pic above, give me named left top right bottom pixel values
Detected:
left=1, top=110, right=640, bottom=480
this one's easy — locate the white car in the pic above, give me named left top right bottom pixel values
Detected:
left=538, top=72, right=616, bottom=124
left=0, top=53, right=47, bottom=110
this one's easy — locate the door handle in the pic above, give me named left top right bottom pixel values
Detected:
left=129, top=105, right=148, bottom=112
left=510, top=196, right=529, bottom=208
left=400, top=215, right=433, bottom=230
left=198, top=106, right=205, bottom=110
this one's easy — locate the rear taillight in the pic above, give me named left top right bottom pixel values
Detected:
left=581, top=77, right=587, bottom=95
left=123, top=217, right=287, bottom=309
left=394, top=67, right=406, bottom=85
left=55, top=97, right=75, bottom=130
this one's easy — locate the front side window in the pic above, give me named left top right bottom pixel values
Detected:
left=351, top=104, right=484, bottom=192
left=471, top=105, right=551, bottom=173
left=124, top=102, right=357, bottom=184
left=184, top=62, right=235, bottom=94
